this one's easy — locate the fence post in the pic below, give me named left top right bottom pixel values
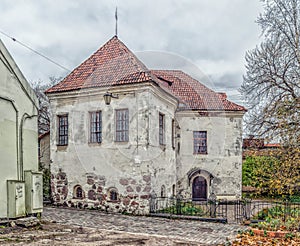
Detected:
left=245, top=199, right=251, bottom=220
left=176, top=194, right=182, bottom=215
left=284, top=200, right=289, bottom=223
left=209, top=193, right=217, bottom=218
left=149, top=192, right=157, bottom=213
left=176, top=198, right=181, bottom=214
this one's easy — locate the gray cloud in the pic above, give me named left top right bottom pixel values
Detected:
left=0, top=0, right=263, bottom=106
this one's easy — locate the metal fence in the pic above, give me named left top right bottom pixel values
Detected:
left=149, top=197, right=300, bottom=224
left=149, top=197, right=228, bottom=223
left=233, top=199, right=300, bottom=223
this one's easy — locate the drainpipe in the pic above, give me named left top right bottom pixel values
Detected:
left=0, top=96, right=19, bottom=179
left=20, top=113, right=38, bottom=181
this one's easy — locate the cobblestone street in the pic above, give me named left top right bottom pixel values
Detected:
left=42, top=207, right=246, bottom=245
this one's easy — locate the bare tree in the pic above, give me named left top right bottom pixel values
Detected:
left=31, top=76, right=61, bottom=135
left=241, top=0, right=300, bottom=146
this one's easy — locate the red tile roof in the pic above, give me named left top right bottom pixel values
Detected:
left=152, top=70, right=246, bottom=111
left=243, top=138, right=265, bottom=149
left=46, top=36, right=246, bottom=112
left=46, top=36, right=157, bottom=93
left=264, top=143, right=280, bottom=148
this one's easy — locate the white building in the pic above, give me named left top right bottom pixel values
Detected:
left=0, top=39, right=43, bottom=218
left=46, top=36, right=245, bottom=214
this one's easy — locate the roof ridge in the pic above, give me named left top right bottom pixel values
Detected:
left=46, top=36, right=153, bottom=93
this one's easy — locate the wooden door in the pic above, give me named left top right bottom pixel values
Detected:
left=192, top=176, right=207, bottom=201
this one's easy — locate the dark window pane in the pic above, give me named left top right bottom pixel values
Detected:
left=116, top=109, right=129, bottom=142
left=90, top=111, right=102, bottom=143
left=193, top=131, right=207, bottom=154
left=159, top=113, right=165, bottom=145
left=58, top=115, right=68, bottom=145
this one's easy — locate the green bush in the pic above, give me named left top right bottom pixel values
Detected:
left=160, top=202, right=204, bottom=216
left=243, top=156, right=278, bottom=187
left=254, top=205, right=300, bottom=231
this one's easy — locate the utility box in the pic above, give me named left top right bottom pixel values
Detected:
left=7, top=180, right=26, bottom=218
left=24, top=171, right=43, bottom=214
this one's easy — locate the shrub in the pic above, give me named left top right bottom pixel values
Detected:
left=254, top=205, right=300, bottom=231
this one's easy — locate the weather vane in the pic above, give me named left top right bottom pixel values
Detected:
left=115, top=7, right=118, bottom=37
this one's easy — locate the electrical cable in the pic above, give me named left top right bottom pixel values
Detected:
left=0, top=29, right=71, bottom=72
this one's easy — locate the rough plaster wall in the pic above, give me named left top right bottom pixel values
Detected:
left=0, top=100, right=17, bottom=217
left=23, top=118, right=38, bottom=172
left=49, top=86, right=177, bottom=213
left=176, top=113, right=243, bottom=200
left=0, top=53, right=39, bottom=218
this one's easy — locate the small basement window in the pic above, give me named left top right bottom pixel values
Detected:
left=108, top=188, right=118, bottom=201
left=74, top=185, right=84, bottom=199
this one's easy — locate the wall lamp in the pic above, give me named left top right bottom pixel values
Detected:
left=103, top=92, right=119, bottom=105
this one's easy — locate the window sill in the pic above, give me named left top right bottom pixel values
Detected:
left=193, top=152, right=208, bottom=155
left=160, top=144, right=166, bottom=151
left=57, top=145, right=68, bottom=151
left=115, top=141, right=129, bottom=144
left=88, top=142, right=102, bottom=147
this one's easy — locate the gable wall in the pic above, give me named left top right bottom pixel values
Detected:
left=175, top=111, right=243, bottom=200
left=48, top=83, right=177, bottom=213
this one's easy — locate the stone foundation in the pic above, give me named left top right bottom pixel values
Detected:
left=51, top=171, right=151, bottom=215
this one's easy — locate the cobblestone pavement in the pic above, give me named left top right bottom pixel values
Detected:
left=42, top=207, right=246, bottom=245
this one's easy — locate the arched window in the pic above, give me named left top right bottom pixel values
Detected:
left=161, top=185, right=166, bottom=198
left=74, top=185, right=84, bottom=199
left=108, top=188, right=118, bottom=201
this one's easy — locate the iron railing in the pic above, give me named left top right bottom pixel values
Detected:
left=233, top=199, right=300, bottom=223
left=149, top=197, right=300, bottom=224
left=149, top=197, right=228, bottom=223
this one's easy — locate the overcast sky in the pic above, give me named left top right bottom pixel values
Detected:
left=0, top=0, right=263, bottom=105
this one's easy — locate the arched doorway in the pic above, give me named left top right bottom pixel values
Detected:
left=192, top=176, right=207, bottom=201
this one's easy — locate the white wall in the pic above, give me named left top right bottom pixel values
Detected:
left=0, top=40, right=39, bottom=218
left=48, top=83, right=177, bottom=213
left=175, top=111, right=244, bottom=200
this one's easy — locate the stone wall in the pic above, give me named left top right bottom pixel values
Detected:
left=48, top=82, right=244, bottom=214
left=51, top=170, right=152, bottom=214
left=48, top=83, right=177, bottom=214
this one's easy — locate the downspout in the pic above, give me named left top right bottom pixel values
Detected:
left=0, top=96, right=19, bottom=180
left=20, top=113, right=38, bottom=181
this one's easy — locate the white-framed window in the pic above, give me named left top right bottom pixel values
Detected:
left=90, top=111, right=102, bottom=143
left=193, top=131, right=207, bottom=154
left=115, top=109, right=129, bottom=142
left=57, top=114, right=68, bottom=146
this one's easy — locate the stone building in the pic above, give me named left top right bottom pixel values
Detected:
left=0, top=39, right=42, bottom=218
left=46, top=36, right=246, bottom=214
